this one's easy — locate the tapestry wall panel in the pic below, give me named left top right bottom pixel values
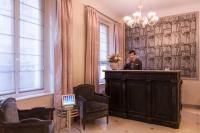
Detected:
left=125, top=12, right=199, bottom=78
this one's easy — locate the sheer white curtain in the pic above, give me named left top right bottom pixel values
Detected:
left=44, top=0, right=56, bottom=93
left=45, top=0, right=73, bottom=132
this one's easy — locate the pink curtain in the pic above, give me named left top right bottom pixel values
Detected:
left=54, top=0, right=73, bottom=106
left=84, top=7, right=100, bottom=91
left=113, top=23, right=125, bottom=68
left=54, top=0, right=73, bottom=132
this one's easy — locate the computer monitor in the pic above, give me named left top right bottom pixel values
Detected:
left=62, top=94, right=75, bottom=107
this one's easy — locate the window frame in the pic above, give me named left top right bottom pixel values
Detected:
left=0, top=0, right=51, bottom=98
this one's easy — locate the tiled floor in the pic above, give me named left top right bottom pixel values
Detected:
left=59, top=107, right=200, bottom=133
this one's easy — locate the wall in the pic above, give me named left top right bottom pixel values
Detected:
left=72, top=0, right=122, bottom=86
left=17, top=94, right=53, bottom=109
left=157, top=3, right=200, bottom=105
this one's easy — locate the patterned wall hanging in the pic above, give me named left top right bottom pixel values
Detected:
left=125, top=12, right=199, bottom=79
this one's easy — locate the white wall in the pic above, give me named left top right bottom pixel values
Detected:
left=157, top=3, right=200, bottom=105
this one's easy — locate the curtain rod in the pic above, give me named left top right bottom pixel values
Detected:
left=85, top=5, right=120, bottom=24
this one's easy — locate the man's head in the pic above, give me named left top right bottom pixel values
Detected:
left=128, top=50, right=136, bottom=62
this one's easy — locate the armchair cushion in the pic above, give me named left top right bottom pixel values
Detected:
left=85, top=101, right=108, bottom=113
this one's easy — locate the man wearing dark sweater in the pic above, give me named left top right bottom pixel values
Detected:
left=124, top=50, right=142, bottom=70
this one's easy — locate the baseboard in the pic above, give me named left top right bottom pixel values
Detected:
left=183, top=104, right=200, bottom=109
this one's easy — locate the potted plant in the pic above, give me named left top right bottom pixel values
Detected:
left=107, top=54, right=122, bottom=70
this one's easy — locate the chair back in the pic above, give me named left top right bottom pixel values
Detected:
left=0, top=98, right=19, bottom=123
left=74, top=84, right=95, bottom=100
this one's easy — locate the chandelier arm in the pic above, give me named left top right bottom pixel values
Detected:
left=124, top=0, right=159, bottom=28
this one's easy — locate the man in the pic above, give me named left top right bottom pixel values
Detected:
left=124, top=50, right=142, bottom=70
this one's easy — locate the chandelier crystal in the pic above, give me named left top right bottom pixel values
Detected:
left=124, top=0, right=159, bottom=28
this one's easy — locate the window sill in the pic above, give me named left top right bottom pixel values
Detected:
left=16, top=91, right=54, bottom=101
left=0, top=91, right=54, bottom=101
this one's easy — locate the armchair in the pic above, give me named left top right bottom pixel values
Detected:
left=73, top=84, right=109, bottom=129
left=0, top=98, right=54, bottom=133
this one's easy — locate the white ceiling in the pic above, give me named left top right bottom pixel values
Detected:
left=98, top=0, right=200, bottom=17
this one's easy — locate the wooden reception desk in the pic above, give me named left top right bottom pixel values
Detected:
left=104, top=70, right=182, bottom=128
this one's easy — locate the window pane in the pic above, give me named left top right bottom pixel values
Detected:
left=19, top=71, right=43, bottom=92
left=0, top=53, right=14, bottom=71
left=20, top=55, right=43, bottom=71
left=0, top=35, right=14, bottom=53
left=0, top=0, right=14, bottom=17
left=99, top=24, right=108, bottom=84
left=0, top=15, right=14, bottom=35
left=20, top=3, right=43, bottom=24
left=0, top=72, right=15, bottom=94
left=20, top=0, right=43, bottom=10
left=0, top=0, right=15, bottom=95
left=20, top=38, right=42, bottom=55
left=100, top=51, right=107, bottom=61
left=100, top=25, right=107, bottom=34
left=99, top=65, right=106, bottom=80
left=20, top=21, right=43, bottom=40
left=19, top=0, right=44, bottom=93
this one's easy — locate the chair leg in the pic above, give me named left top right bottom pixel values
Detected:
left=83, top=120, right=85, bottom=130
left=81, top=119, right=85, bottom=130
left=107, top=115, right=109, bottom=124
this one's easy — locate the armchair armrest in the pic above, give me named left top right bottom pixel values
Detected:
left=76, top=96, right=87, bottom=118
left=76, top=96, right=87, bottom=105
left=94, top=93, right=109, bottom=103
left=95, top=93, right=109, bottom=98
left=76, top=95, right=87, bottom=102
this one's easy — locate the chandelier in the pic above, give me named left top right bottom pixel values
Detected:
left=123, top=0, right=159, bottom=28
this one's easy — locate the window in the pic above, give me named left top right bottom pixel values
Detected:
left=0, top=0, right=46, bottom=96
left=99, top=23, right=109, bottom=84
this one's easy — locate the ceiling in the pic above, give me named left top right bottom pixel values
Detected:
left=98, top=0, right=200, bottom=17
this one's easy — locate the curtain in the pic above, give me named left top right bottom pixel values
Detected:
left=84, top=7, right=100, bottom=91
left=113, top=23, right=125, bottom=68
left=54, top=0, right=73, bottom=106
left=54, top=0, right=73, bottom=132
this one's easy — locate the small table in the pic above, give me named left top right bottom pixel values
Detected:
left=56, top=105, right=82, bottom=133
